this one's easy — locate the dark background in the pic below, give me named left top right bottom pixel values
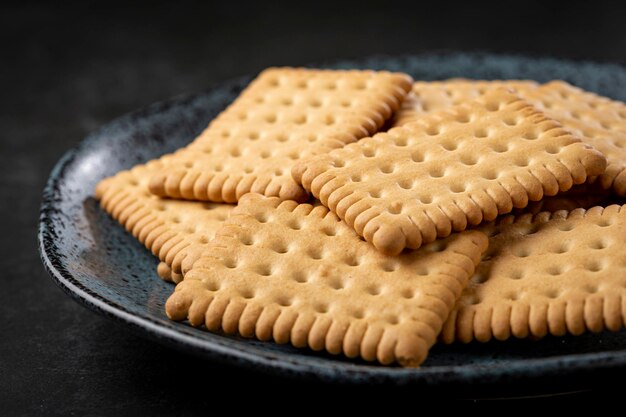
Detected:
left=4, top=1, right=626, bottom=413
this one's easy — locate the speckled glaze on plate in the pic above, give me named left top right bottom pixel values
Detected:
left=39, top=53, right=626, bottom=387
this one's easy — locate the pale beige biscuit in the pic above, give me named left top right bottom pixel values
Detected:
left=394, top=79, right=539, bottom=126
left=516, top=81, right=626, bottom=196
left=95, top=158, right=234, bottom=281
left=147, top=67, right=413, bottom=203
left=166, top=193, right=487, bottom=367
left=294, top=89, right=607, bottom=255
left=441, top=204, right=626, bottom=343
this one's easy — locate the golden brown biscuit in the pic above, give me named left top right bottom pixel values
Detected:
left=294, top=89, right=606, bottom=255
left=95, top=158, right=233, bottom=281
left=442, top=205, right=626, bottom=343
left=395, top=79, right=626, bottom=197
left=166, top=194, right=487, bottom=367
left=148, top=67, right=413, bottom=203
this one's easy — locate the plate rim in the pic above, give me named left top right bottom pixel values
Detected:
left=38, top=52, right=626, bottom=385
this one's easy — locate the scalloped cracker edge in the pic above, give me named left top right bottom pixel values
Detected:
left=165, top=193, right=487, bottom=367
left=147, top=67, right=413, bottom=203
left=442, top=204, right=626, bottom=343
left=294, top=89, right=607, bottom=255
left=518, top=81, right=626, bottom=196
left=95, top=158, right=233, bottom=281
left=518, top=183, right=615, bottom=215
left=157, top=262, right=184, bottom=284
left=395, top=79, right=626, bottom=197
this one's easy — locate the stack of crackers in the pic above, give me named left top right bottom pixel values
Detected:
left=96, top=68, right=626, bottom=367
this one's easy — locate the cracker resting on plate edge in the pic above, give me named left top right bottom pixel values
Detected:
left=166, top=194, right=488, bottom=367
left=443, top=204, right=626, bottom=343
left=95, top=158, right=234, bottom=282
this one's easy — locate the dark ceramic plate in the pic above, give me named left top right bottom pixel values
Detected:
left=39, top=53, right=626, bottom=388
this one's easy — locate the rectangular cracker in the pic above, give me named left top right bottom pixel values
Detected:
left=394, top=79, right=539, bottom=126
left=166, top=193, right=487, bottom=367
left=95, top=158, right=233, bottom=283
left=516, top=81, right=626, bottom=196
left=395, top=79, right=626, bottom=197
left=147, top=67, right=413, bottom=203
left=441, top=204, right=626, bottom=343
left=293, top=89, right=607, bottom=255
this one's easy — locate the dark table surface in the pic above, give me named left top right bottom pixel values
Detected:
left=5, top=2, right=626, bottom=413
